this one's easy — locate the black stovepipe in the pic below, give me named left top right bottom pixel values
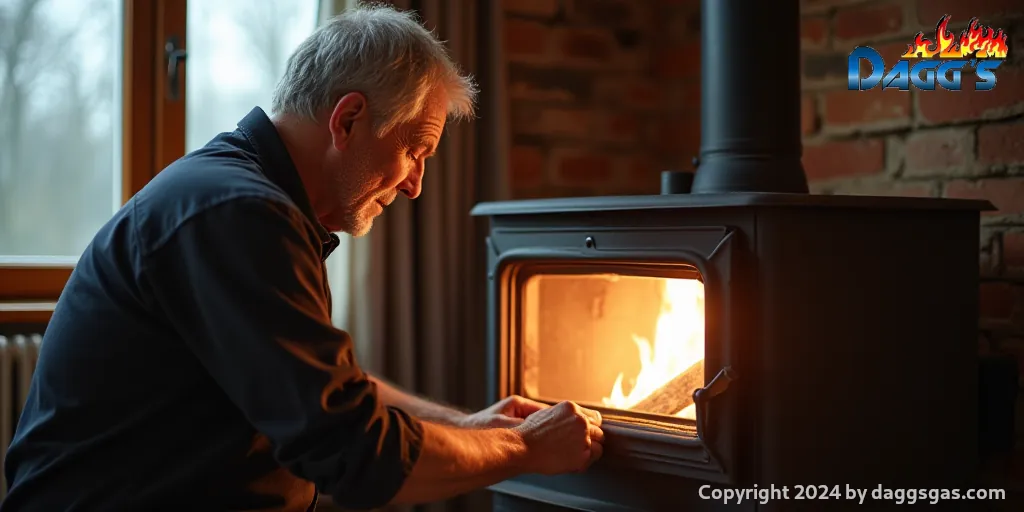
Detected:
left=690, top=0, right=809, bottom=194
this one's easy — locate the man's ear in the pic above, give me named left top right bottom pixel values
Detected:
left=328, top=92, right=369, bottom=151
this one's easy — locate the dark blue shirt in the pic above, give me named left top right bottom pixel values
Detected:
left=3, top=107, right=424, bottom=511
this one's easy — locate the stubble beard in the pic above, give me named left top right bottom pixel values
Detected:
left=334, top=153, right=377, bottom=238
left=346, top=209, right=374, bottom=237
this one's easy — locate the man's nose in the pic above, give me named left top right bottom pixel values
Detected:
left=398, top=163, right=424, bottom=199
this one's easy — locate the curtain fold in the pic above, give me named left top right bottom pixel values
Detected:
left=321, top=0, right=509, bottom=511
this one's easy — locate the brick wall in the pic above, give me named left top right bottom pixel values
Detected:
left=501, top=0, right=1023, bottom=503
left=503, top=0, right=701, bottom=198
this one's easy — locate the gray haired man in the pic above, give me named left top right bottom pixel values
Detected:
left=3, top=4, right=604, bottom=511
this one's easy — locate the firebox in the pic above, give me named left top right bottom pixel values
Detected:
left=519, top=269, right=707, bottom=423
left=470, top=0, right=995, bottom=510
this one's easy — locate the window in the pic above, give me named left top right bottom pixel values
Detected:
left=185, top=0, right=318, bottom=151
left=0, top=0, right=122, bottom=259
left=0, top=0, right=184, bottom=324
left=0, top=0, right=322, bottom=326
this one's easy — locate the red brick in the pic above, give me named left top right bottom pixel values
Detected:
left=509, top=145, right=545, bottom=188
left=946, top=178, right=1024, bottom=216
left=1012, top=29, right=1024, bottom=66
left=803, top=138, right=886, bottom=181
left=653, top=41, right=701, bottom=79
left=653, top=7, right=695, bottom=43
left=512, top=185, right=596, bottom=200
left=916, top=0, right=1022, bottom=27
left=541, top=108, right=595, bottom=138
left=652, top=116, right=701, bottom=155
left=802, top=95, right=818, bottom=135
left=661, top=82, right=701, bottom=112
left=503, top=0, right=560, bottom=18
left=560, top=28, right=614, bottom=61
left=823, top=88, right=911, bottom=126
left=801, top=17, right=828, bottom=48
left=593, top=78, right=663, bottom=109
left=600, top=112, right=640, bottom=144
left=804, top=0, right=869, bottom=8
left=1003, top=232, right=1024, bottom=269
left=903, top=128, right=973, bottom=174
left=507, top=65, right=589, bottom=102
left=834, top=3, right=904, bottom=41
left=627, top=81, right=665, bottom=108
left=980, top=282, right=1017, bottom=319
left=505, top=19, right=550, bottom=57
left=881, top=183, right=933, bottom=197
left=511, top=107, right=597, bottom=139
left=558, top=154, right=613, bottom=185
left=842, top=180, right=934, bottom=197
left=979, top=122, right=1024, bottom=166
left=566, top=0, right=646, bottom=27
left=919, top=66, right=1024, bottom=124
left=627, top=155, right=659, bottom=182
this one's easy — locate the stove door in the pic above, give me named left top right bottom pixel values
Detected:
left=486, top=224, right=747, bottom=485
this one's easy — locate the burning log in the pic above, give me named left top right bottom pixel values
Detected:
left=630, top=360, right=704, bottom=416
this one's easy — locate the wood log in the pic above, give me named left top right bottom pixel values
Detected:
left=629, top=360, right=705, bottom=416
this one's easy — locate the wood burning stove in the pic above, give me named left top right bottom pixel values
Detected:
left=474, top=193, right=991, bottom=511
left=470, top=0, right=996, bottom=510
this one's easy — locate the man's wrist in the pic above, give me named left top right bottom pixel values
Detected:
left=500, top=426, right=531, bottom=474
left=449, top=410, right=472, bottom=427
left=421, top=405, right=473, bottom=428
left=370, top=373, right=471, bottom=426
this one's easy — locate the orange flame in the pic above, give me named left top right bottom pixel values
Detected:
left=901, top=15, right=1009, bottom=60
left=602, top=278, right=705, bottom=420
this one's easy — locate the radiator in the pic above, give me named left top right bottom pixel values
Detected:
left=0, top=333, right=43, bottom=500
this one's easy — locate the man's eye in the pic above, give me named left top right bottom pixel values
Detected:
left=407, top=152, right=419, bottom=161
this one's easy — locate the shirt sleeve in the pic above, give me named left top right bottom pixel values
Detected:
left=140, top=195, right=423, bottom=510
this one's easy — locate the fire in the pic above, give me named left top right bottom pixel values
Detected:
left=901, top=15, right=1009, bottom=60
left=602, top=278, right=705, bottom=420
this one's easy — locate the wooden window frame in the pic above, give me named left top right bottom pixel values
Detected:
left=0, top=0, right=186, bottom=325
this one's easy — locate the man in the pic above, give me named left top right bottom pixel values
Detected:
left=2, top=5, right=604, bottom=511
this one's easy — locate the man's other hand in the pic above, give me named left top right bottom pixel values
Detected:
left=461, top=395, right=549, bottom=428
left=512, top=401, right=605, bottom=475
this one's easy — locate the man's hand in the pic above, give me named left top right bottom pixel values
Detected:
left=389, top=399, right=605, bottom=505
left=460, top=395, right=550, bottom=429
left=513, top=401, right=605, bottom=474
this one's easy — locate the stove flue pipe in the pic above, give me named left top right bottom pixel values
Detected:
left=689, top=0, right=809, bottom=194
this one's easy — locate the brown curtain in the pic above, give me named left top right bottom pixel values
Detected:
left=346, top=1, right=510, bottom=511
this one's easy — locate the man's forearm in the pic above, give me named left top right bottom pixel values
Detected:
left=369, top=373, right=469, bottom=426
left=390, top=420, right=528, bottom=505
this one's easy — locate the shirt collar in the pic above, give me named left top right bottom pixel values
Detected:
left=235, top=107, right=340, bottom=260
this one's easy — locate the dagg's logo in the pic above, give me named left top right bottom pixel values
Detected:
left=847, top=14, right=1009, bottom=91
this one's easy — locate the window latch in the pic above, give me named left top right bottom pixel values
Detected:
left=165, top=36, right=188, bottom=101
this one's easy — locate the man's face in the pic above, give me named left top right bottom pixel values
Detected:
left=319, top=88, right=447, bottom=236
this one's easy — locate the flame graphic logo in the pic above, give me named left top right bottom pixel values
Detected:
left=901, top=15, right=1009, bottom=60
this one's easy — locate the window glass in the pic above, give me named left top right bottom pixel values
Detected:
left=0, top=0, right=123, bottom=258
left=185, top=0, right=319, bottom=152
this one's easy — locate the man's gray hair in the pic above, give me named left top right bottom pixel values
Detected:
left=270, top=2, right=477, bottom=137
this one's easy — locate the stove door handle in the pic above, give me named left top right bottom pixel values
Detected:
left=692, top=366, right=737, bottom=467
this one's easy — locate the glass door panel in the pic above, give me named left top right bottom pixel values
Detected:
left=520, top=271, right=706, bottom=421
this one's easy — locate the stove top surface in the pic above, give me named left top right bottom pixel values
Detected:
left=470, top=193, right=995, bottom=217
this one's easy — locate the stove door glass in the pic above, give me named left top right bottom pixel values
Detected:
left=519, top=270, right=705, bottom=420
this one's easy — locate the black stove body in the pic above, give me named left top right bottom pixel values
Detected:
left=473, top=193, right=988, bottom=512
